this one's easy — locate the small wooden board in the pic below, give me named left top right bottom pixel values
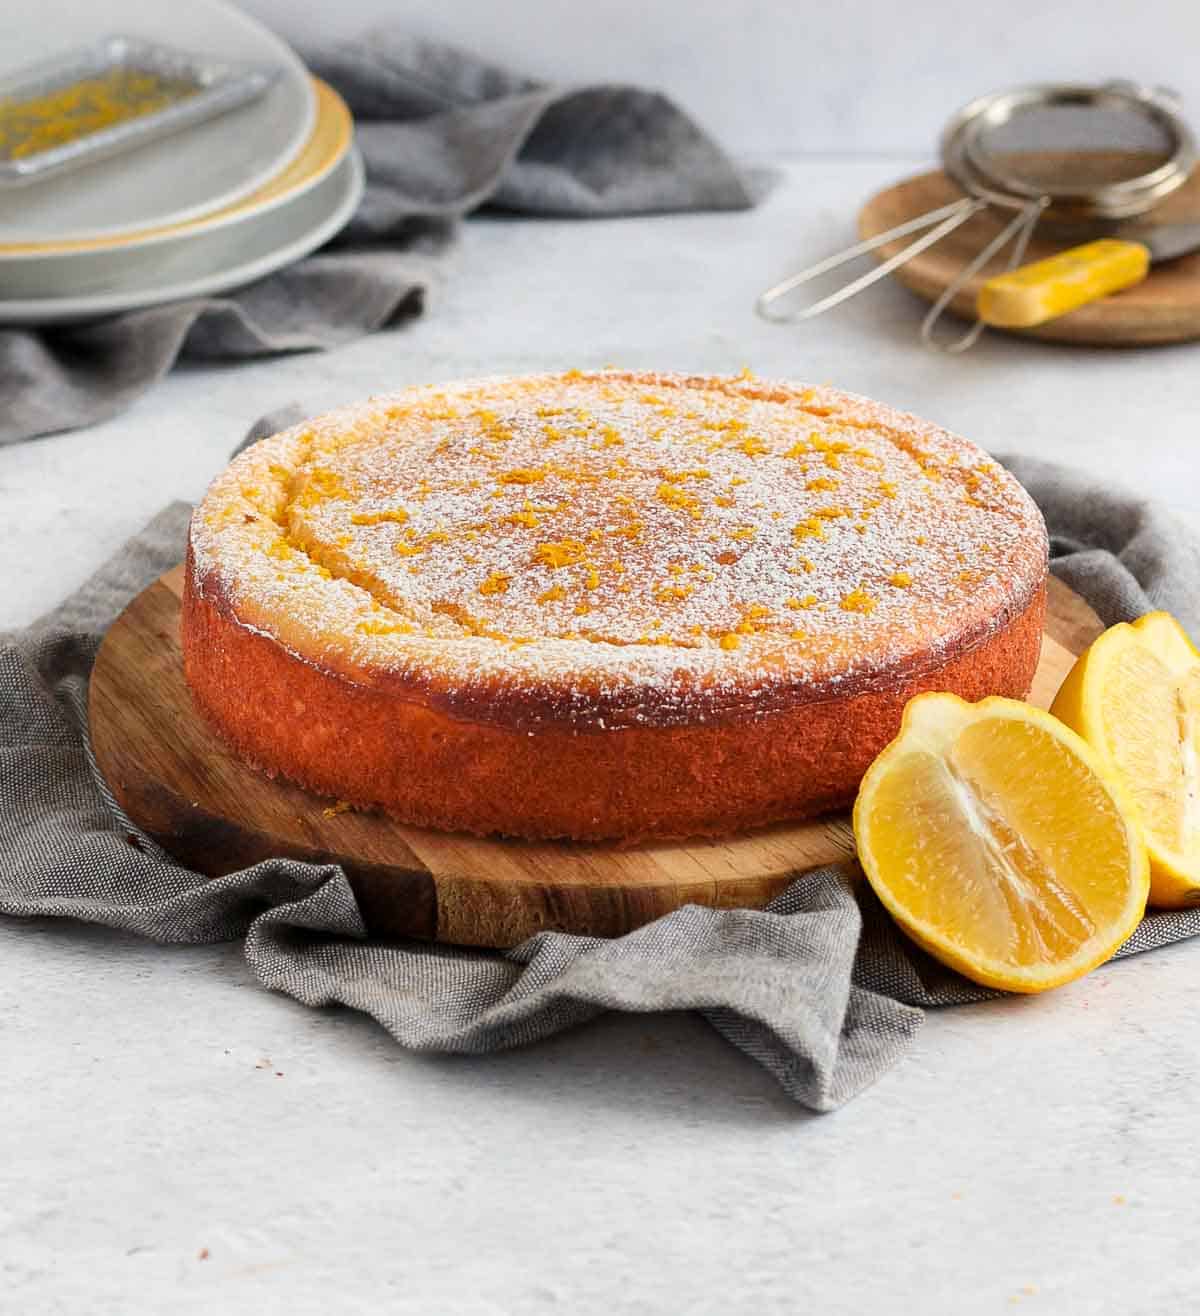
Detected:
left=858, top=152, right=1200, bottom=345
left=88, top=568, right=1103, bottom=948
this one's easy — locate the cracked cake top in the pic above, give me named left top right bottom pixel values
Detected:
left=189, top=370, right=1047, bottom=728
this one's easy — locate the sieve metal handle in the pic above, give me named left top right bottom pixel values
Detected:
left=921, top=198, right=1048, bottom=353
left=755, top=197, right=987, bottom=323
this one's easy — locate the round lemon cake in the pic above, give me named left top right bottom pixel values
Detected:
left=183, top=370, right=1048, bottom=840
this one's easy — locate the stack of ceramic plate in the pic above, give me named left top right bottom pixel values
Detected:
left=0, top=0, right=362, bottom=325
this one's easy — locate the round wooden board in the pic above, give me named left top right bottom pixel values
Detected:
left=88, top=567, right=1103, bottom=949
left=858, top=152, right=1200, bottom=345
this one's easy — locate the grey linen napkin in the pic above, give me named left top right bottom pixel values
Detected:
left=3, top=450, right=1199, bottom=1112
left=0, top=33, right=755, bottom=447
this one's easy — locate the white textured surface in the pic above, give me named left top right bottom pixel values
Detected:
left=4, top=920, right=1200, bottom=1313
left=5, top=160, right=1200, bottom=1312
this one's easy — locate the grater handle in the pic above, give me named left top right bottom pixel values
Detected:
left=977, top=239, right=1151, bottom=330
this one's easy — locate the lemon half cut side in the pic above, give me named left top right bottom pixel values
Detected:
left=1052, top=611, right=1200, bottom=908
left=853, top=693, right=1149, bottom=993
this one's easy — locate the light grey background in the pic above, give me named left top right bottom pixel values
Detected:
left=241, top=0, right=1200, bottom=156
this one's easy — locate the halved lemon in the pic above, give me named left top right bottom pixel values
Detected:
left=853, top=693, right=1149, bottom=993
left=1051, top=612, right=1200, bottom=908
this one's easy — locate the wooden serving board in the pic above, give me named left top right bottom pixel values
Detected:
left=89, top=568, right=1104, bottom=948
left=858, top=152, right=1200, bottom=346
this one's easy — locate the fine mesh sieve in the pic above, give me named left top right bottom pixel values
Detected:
left=757, top=80, right=1197, bottom=351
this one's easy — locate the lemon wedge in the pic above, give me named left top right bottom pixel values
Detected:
left=1051, top=611, right=1200, bottom=908
left=853, top=693, right=1149, bottom=992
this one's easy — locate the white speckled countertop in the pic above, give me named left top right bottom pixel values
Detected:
left=4, top=159, right=1199, bottom=1313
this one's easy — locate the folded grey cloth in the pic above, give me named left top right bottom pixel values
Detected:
left=0, top=33, right=755, bottom=447
left=3, top=450, right=1199, bottom=1112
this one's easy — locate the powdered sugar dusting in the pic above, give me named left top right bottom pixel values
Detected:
left=189, top=371, right=1048, bottom=727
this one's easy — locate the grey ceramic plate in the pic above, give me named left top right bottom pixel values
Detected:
left=0, top=0, right=314, bottom=245
left=0, top=148, right=363, bottom=324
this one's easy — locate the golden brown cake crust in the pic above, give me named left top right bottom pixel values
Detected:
left=183, top=370, right=1049, bottom=840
